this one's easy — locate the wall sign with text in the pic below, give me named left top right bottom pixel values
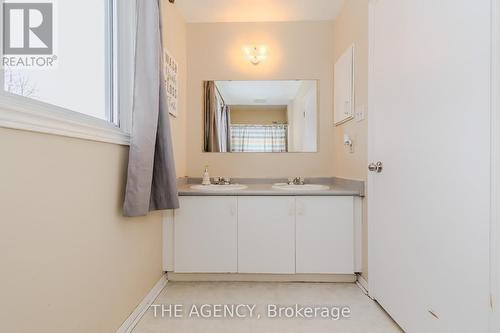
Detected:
left=163, top=50, right=178, bottom=117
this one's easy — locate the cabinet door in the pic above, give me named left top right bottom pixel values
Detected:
left=296, top=196, right=354, bottom=274
left=174, top=196, right=237, bottom=273
left=238, top=197, right=295, bottom=274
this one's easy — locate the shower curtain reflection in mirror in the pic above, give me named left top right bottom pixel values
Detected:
left=204, top=81, right=231, bottom=152
left=231, top=124, right=287, bottom=152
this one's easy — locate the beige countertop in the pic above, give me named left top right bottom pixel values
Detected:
left=177, top=177, right=364, bottom=197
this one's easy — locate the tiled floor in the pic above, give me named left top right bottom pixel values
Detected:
left=132, top=282, right=402, bottom=333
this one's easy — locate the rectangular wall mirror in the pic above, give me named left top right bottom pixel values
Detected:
left=203, top=80, right=318, bottom=153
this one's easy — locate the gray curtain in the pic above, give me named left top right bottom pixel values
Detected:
left=123, top=0, right=179, bottom=217
left=203, top=81, right=231, bottom=152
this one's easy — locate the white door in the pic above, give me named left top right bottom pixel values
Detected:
left=174, top=197, right=237, bottom=273
left=238, top=196, right=295, bottom=274
left=368, top=1, right=491, bottom=332
left=491, top=3, right=500, bottom=331
left=296, top=196, right=354, bottom=274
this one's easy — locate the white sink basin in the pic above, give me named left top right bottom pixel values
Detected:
left=190, top=184, right=248, bottom=191
left=272, top=183, right=330, bottom=191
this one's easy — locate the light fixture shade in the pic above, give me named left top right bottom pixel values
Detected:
left=244, top=45, right=268, bottom=65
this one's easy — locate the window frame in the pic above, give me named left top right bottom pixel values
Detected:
left=0, top=0, right=136, bottom=145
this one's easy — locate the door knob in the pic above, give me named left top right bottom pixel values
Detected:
left=368, top=161, right=383, bottom=173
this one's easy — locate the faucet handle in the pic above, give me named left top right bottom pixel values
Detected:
left=288, top=177, right=305, bottom=185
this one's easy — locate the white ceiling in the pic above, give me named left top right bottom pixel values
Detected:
left=175, top=0, right=346, bottom=23
left=216, top=80, right=307, bottom=105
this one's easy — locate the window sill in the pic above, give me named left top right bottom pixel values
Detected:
left=0, top=93, right=130, bottom=146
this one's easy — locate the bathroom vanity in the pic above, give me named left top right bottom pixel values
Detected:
left=163, top=178, right=364, bottom=282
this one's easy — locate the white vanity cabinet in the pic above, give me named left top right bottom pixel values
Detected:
left=173, top=196, right=237, bottom=273
left=237, top=197, right=296, bottom=274
left=167, top=195, right=360, bottom=275
left=296, top=196, right=354, bottom=274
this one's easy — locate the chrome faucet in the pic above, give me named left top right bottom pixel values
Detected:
left=288, top=177, right=305, bottom=185
left=213, top=177, right=231, bottom=185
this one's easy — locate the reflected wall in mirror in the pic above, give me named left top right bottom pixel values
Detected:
left=203, top=80, right=318, bottom=153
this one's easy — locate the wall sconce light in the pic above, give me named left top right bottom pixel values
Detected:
left=243, top=45, right=268, bottom=65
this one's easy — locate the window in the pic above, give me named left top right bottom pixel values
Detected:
left=0, top=0, right=135, bottom=144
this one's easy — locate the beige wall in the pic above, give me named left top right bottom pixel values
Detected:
left=186, top=21, right=335, bottom=177
left=333, top=0, right=370, bottom=279
left=161, top=3, right=188, bottom=177
left=0, top=4, right=188, bottom=332
left=0, top=129, right=162, bottom=333
left=333, top=0, right=369, bottom=181
left=230, top=105, right=287, bottom=124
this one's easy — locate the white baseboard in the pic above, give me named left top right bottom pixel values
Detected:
left=356, top=274, right=372, bottom=298
left=166, top=272, right=357, bottom=283
left=116, top=274, right=168, bottom=333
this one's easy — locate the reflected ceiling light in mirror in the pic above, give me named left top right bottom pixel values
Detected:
left=243, top=45, right=268, bottom=65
